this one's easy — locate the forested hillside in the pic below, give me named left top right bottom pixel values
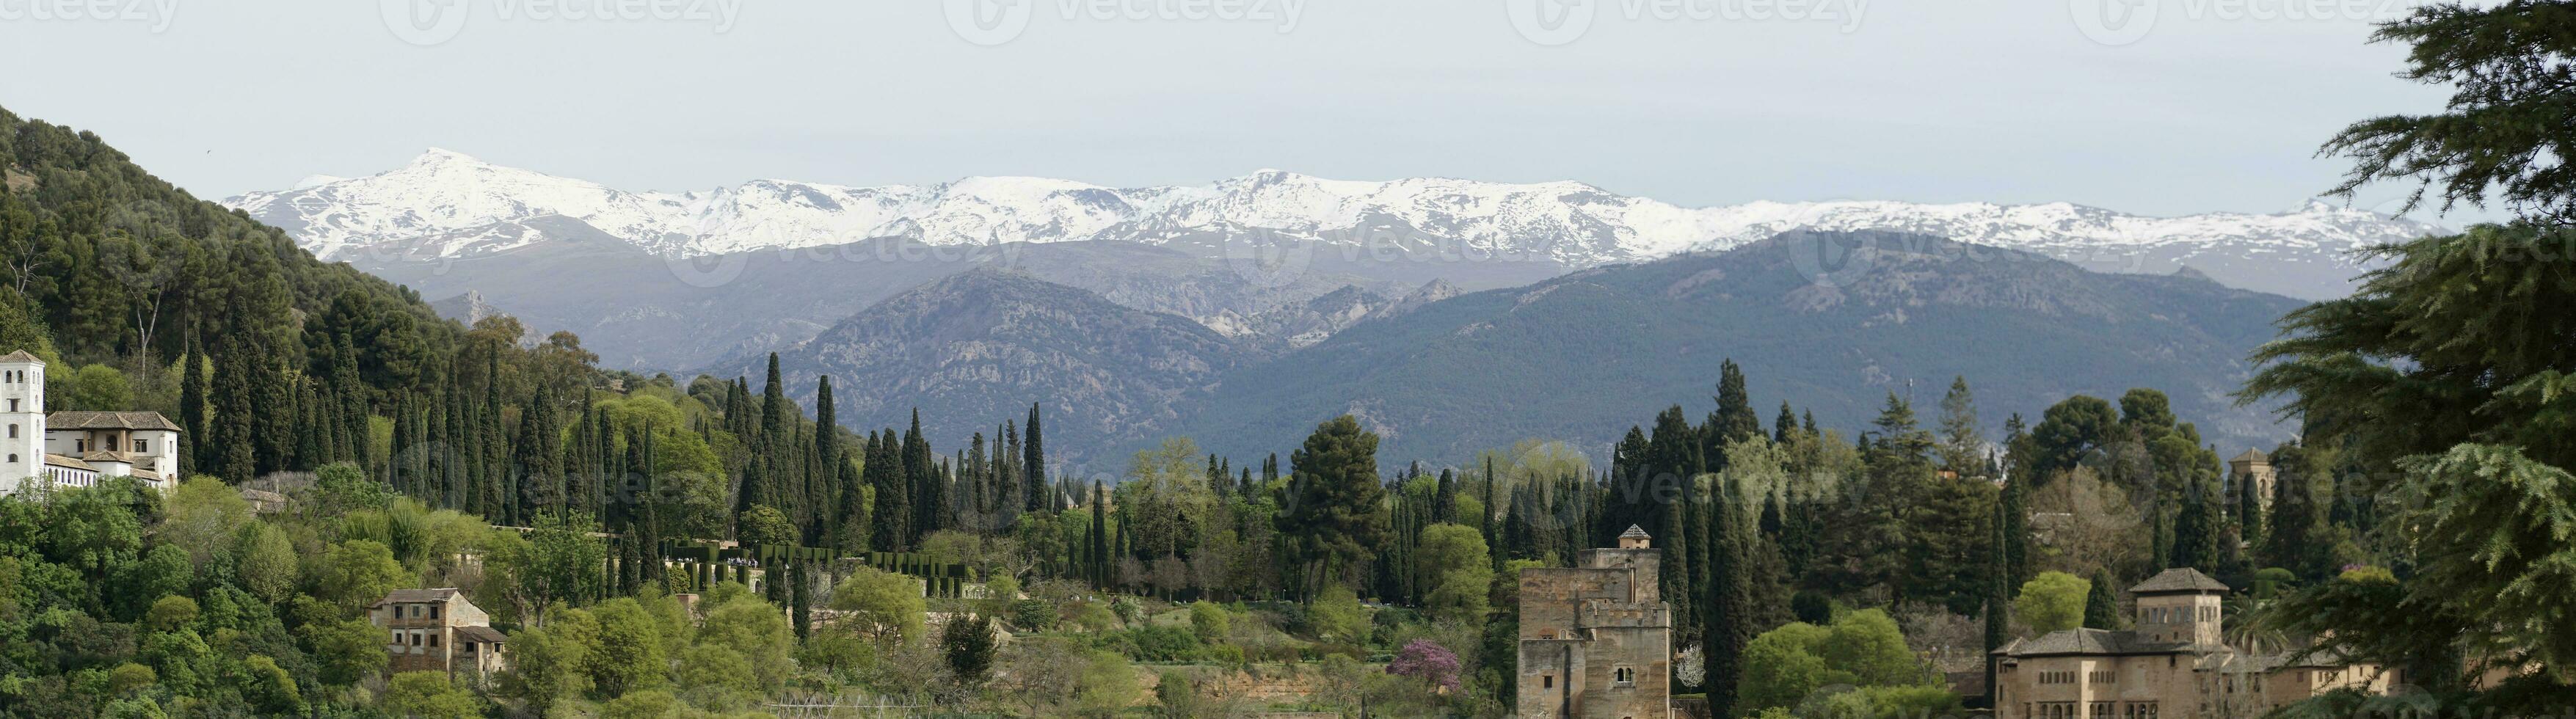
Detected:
left=1174, top=231, right=2304, bottom=463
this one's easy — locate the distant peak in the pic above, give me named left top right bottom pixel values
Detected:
left=409, top=147, right=489, bottom=167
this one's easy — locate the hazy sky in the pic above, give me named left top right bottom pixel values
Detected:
left=0, top=0, right=2484, bottom=222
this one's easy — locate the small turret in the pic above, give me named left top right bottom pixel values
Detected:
left=1618, top=524, right=1652, bottom=549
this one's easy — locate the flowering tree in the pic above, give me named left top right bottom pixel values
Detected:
left=1386, top=639, right=1461, bottom=693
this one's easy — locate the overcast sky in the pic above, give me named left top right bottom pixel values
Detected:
left=0, top=0, right=2484, bottom=222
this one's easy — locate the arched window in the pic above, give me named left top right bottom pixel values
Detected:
left=6, top=454, right=15, bottom=463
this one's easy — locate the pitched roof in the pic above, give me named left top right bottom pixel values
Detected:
left=1996, top=628, right=2186, bottom=657
left=1618, top=525, right=1651, bottom=540
left=2130, top=567, right=2230, bottom=595
left=2231, top=448, right=2269, bottom=464
left=371, top=588, right=463, bottom=607
left=454, top=626, right=509, bottom=643
left=0, top=350, right=42, bottom=364
left=43, top=453, right=92, bottom=471
left=46, top=411, right=181, bottom=431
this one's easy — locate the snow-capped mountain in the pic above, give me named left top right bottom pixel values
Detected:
left=226, top=149, right=2451, bottom=299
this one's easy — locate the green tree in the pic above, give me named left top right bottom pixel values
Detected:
left=1280, top=415, right=1387, bottom=598
left=829, top=566, right=925, bottom=643
left=943, top=612, right=998, bottom=685
left=698, top=593, right=796, bottom=692
left=2084, top=569, right=2120, bottom=629
left=1308, top=584, right=1370, bottom=643
left=305, top=539, right=410, bottom=616
left=499, top=619, right=592, bottom=715
left=2014, top=571, right=2090, bottom=635
left=302, top=618, right=390, bottom=687
left=585, top=598, right=666, bottom=697
left=65, top=364, right=130, bottom=411
left=1188, top=601, right=1231, bottom=643
left=1415, top=522, right=1494, bottom=623
left=2029, top=395, right=2118, bottom=481
left=379, top=671, right=481, bottom=718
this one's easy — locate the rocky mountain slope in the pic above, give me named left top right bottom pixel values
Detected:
left=230, top=150, right=2448, bottom=299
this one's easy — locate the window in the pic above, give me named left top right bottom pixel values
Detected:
left=431, top=605, right=442, bottom=620
left=7, top=423, right=15, bottom=438
left=1542, top=675, right=1554, bottom=690
left=390, top=631, right=401, bottom=643
left=7, top=399, right=15, bottom=412
left=6, top=454, right=15, bottom=463
left=73, top=439, right=82, bottom=452
left=1613, top=666, right=1635, bottom=685
left=429, top=635, right=440, bottom=647
left=133, top=439, right=145, bottom=453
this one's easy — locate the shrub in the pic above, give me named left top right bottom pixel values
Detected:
left=1011, top=599, right=1059, bottom=632
left=1125, top=624, right=1204, bottom=662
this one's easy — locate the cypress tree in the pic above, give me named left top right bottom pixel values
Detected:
left=1024, top=404, right=1047, bottom=512
left=813, top=376, right=840, bottom=542
left=1089, top=481, right=1110, bottom=588
left=1703, top=475, right=1748, bottom=715
left=178, top=336, right=208, bottom=475
left=332, top=332, right=370, bottom=469
left=480, top=352, right=510, bottom=525
left=2085, top=568, right=2121, bottom=629
left=790, top=561, right=812, bottom=641
left=1984, top=506, right=2010, bottom=704
left=208, top=301, right=257, bottom=483
left=906, top=409, right=940, bottom=541
left=513, top=384, right=561, bottom=519
left=1999, top=413, right=2034, bottom=588
left=1773, top=401, right=1797, bottom=443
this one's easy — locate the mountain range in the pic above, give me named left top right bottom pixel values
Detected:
left=710, top=233, right=2303, bottom=467
left=223, top=150, right=2342, bottom=466
left=228, top=149, right=2446, bottom=301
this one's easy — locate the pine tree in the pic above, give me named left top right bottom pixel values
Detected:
left=1706, top=359, right=1762, bottom=468
left=1937, top=376, right=1984, bottom=477
left=1773, top=401, right=1797, bottom=443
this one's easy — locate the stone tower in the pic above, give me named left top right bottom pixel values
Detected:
left=2131, top=568, right=2227, bottom=646
left=0, top=351, right=44, bottom=488
left=2229, top=448, right=2276, bottom=511
left=1517, top=525, right=1673, bottom=719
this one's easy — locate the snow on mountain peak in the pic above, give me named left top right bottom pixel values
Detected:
left=222, top=153, right=2452, bottom=298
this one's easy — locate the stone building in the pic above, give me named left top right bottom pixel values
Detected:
left=369, top=588, right=509, bottom=677
left=1517, top=525, right=1671, bottom=719
left=1993, top=569, right=2392, bottom=719
left=2227, top=449, right=2276, bottom=511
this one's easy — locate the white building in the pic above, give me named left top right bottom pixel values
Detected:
left=0, top=350, right=183, bottom=496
